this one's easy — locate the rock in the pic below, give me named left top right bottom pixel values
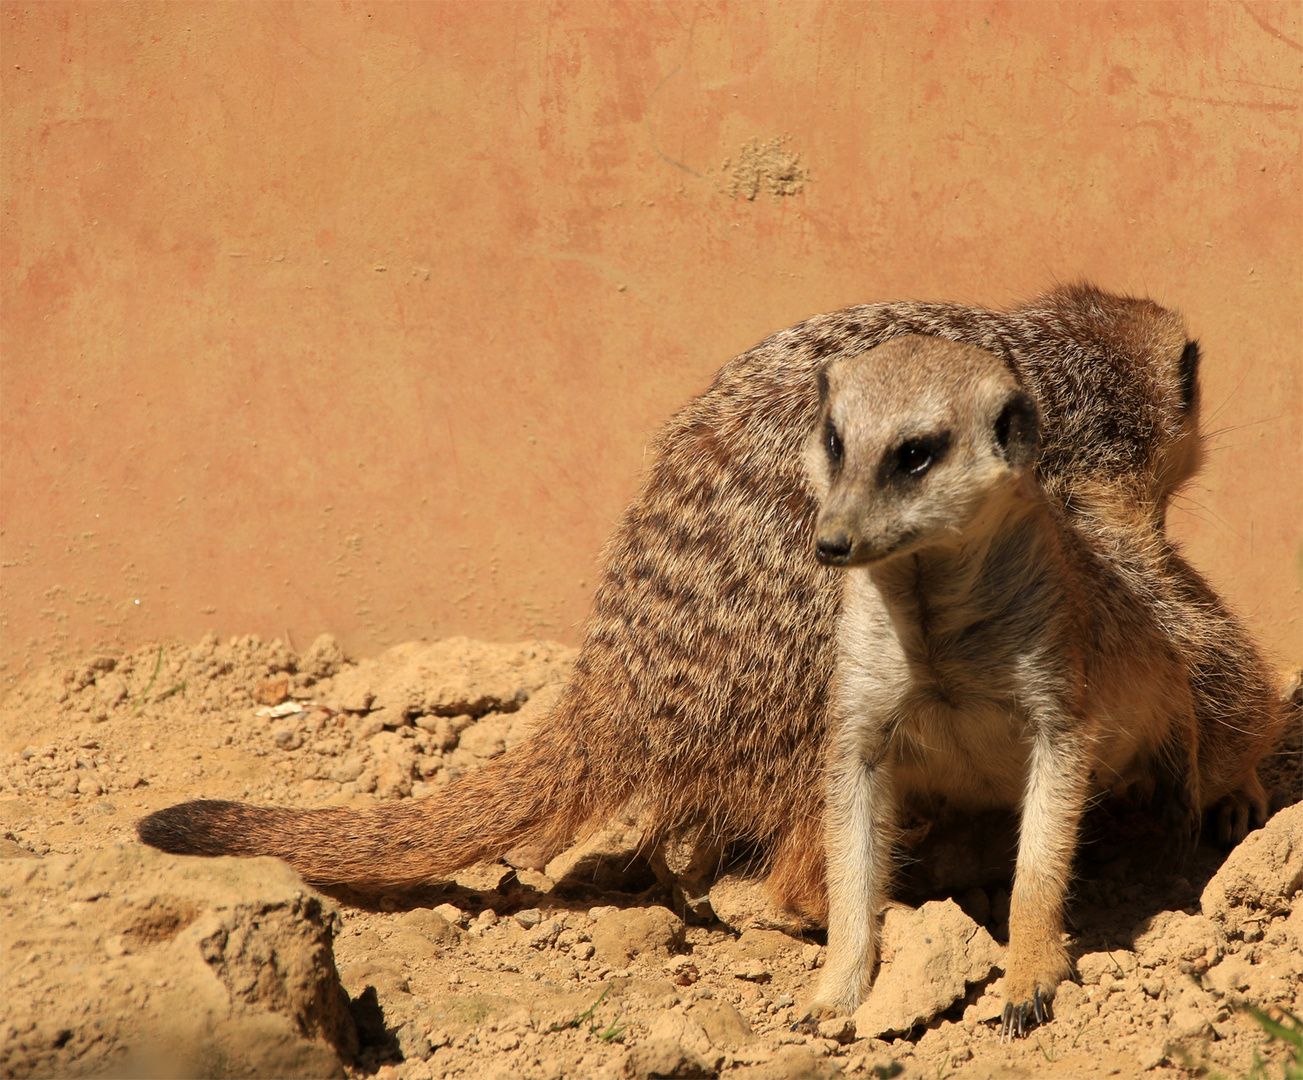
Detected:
left=545, top=814, right=653, bottom=891
left=621, top=1040, right=714, bottom=1079
left=1132, top=911, right=1225, bottom=968
left=514, top=908, right=544, bottom=929
left=457, top=716, right=512, bottom=760
left=323, top=639, right=573, bottom=724
left=1170, top=1006, right=1213, bottom=1041
left=1053, top=979, right=1088, bottom=1015
left=338, top=958, right=411, bottom=1002
left=731, top=928, right=804, bottom=962
left=686, top=1000, right=755, bottom=1049
left=1136, top=1037, right=1168, bottom=1071
left=254, top=675, right=290, bottom=706
left=717, top=929, right=802, bottom=986
left=526, top=918, right=564, bottom=949
left=433, top=903, right=469, bottom=928
left=368, top=731, right=416, bottom=799
left=396, top=1020, right=433, bottom=1060
left=415, top=714, right=464, bottom=749
left=396, top=907, right=459, bottom=946
left=1201, top=803, right=1303, bottom=934
left=329, top=755, right=367, bottom=784
left=732, top=1044, right=843, bottom=1079
left=708, top=873, right=810, bottom=934
left=514, top=868, right=554, bottom=893
left=330, top=670, right=376, bottom=713
left=650, top=824, right=724, bottom=889
left=1204, top=954, right=1252, bottom=996
left=590, top=906, right=685, bottom=967
left=851, top=899, right=1003, bottom=1039
left=302, top=634, right=346, bottom=679
left=0, top=847, right=355, bottom=1079
left=962, top=978, right=1007, bottom=1024
left=372, top=753, right=413, bottom=800
left=816, top=1015, right=856, bottom=1044
left=1078, top=949, right=1138, bottom=984
left=95, top=673, right=129, bottom=706
left=620, top=1011, right=719, bottom=1079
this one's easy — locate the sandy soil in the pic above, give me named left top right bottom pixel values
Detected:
left=1, top=633, right=1300, bottom=1080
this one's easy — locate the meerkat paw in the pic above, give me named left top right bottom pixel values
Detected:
left=792, top=1002, right=844, bottom=1034
left=1212, top=772, right=1269, bottom=848
left=1000, top=942, right=1071, bottom=1041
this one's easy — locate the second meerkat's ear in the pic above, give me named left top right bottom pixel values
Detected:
left=815, top=362, right=831, bottom=405
left=993, top=390, right=1039, bottom=469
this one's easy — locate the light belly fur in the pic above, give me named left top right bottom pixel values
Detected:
left=891, top=691, right=1030, bottom=810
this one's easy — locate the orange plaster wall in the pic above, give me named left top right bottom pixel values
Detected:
left=2, top=1, right=1300, bottom=682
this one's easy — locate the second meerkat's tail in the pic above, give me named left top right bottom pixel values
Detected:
left=136, top=732, right=595, bottom=889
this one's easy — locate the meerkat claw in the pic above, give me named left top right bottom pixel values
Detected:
left=1000, top=989, right=1050, bottom=1042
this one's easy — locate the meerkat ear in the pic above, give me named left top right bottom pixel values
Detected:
left=1178, top=339, right=1201, bottom=414
left=994, top=390, right=1039, bottom=468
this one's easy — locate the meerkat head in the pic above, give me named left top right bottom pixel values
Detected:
left=1019, top=283, right=1205, bottom=518
left=807, top=336, right=1040, bottom=568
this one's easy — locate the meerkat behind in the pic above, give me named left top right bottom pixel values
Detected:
left=805, top=337, right=1200, bottom=1036
left=137, top=285, right=1283, bottom=928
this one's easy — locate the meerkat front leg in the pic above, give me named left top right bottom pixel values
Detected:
left=1002, top=723, right=1091, bottom=1040
left=807, top=733, right=898, bottom=1017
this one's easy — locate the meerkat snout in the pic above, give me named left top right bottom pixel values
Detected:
left=814, top=528, right=855, bottom=566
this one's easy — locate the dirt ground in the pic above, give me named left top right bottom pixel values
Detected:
left=1, top=633, right=1300, bottom=1080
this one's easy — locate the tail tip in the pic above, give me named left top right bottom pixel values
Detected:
left=137, top=799, right=241, bottom=855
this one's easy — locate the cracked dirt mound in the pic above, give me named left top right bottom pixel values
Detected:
left=1, top=635, right=1300, bottom=1080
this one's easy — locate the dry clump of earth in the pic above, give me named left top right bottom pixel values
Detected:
left=1, top=633, right=1300, bottom=1080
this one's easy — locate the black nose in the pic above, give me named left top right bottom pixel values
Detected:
left=815, top=533, right=853, bottom=566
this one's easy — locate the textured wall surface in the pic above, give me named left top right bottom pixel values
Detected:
left=3, top=1, right=1299, bottom=678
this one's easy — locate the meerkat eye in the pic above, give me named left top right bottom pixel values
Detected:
left=894, top=433, right=949, bottom=478
left=825, top=419, right=844, bottom=469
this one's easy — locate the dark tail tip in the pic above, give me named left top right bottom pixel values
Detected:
left=137, top=799, right=248, bottom=856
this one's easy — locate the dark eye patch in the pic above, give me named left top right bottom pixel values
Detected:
left=892, top=432, right=950, bottom=479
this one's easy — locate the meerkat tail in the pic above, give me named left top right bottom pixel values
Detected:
left=136, top=734, right=593, bottom=889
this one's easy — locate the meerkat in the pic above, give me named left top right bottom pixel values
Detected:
left=138, top=284, right=1283, bottom=928
left=803, top=335, right=1203, bottom=1038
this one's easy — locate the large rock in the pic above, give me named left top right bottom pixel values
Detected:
left=544, top=814, right=654, bottom=891
left=851, top=899, right=1003, bottom=1039
left=708, top=873, right=812, bottom=934
left=620, top=1011, right=720, bottom=1079
left=0, top=846, right=355, bottom=1079
left=590, top=906, right=686, bottom=967
left=324, top=638, right=574, bottom=721
left=1131, top=910, right=1225, bottom=968
left=1201, top=802, right=1303, bottom=935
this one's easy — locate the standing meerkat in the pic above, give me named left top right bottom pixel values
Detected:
left=138, top=284, right=1284, bottom=925
left=804, top=336, right=1202, bottom=1037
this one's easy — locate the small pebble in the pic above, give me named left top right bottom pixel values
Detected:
left=513, top=907, right=543, bottom=929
